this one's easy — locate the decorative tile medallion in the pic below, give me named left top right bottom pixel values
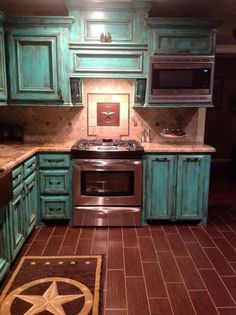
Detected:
left=88, top=93, right=129, bottom=137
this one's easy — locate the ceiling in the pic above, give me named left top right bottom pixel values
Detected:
left=0, top=0, right=235, bottom=18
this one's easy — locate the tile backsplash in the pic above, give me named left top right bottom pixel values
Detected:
left=0, top=78, right=200, bottom=143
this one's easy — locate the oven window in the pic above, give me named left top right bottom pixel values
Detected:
left=81, top=171, right=134, bottom=196
left=152, top=68, right=211, bottom=89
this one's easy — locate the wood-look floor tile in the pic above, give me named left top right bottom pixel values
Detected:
left=79, top=228, right=95, bottom=238
left=124, top=247, right=142, bottom=276
left=176, top=257, right=205, bottom=290
left=204, top=221, right=223, bottom=237
left=166, top=283, right=195, bottom=315
left=123, top=228, right=138, bottom=247
left=62, top=227, right=80, bottom=246
left=59, top=246, right=76, bottom=255
left=34, top=226, right=54, bottom=240
left=106, top=270, right=126, bottom=309
left=158, top=252, right=182, bottom=282
left=108, top=228, right=122, bottom=242
left=162, top=224, right=178, bottom=233
left=151, top=229, right=170, bottom=251
left=221, top=276, right=236, bottom=301
left=25, top=227, right=40, bottom=244
left=222, top=232, right=236, bottom=250
left=185, top=242, right=212, bottom=268
left=126, top=277, right=150, bottom=315
left=218, top=307, right=236, bottom=315
left=176, top=225, right=197, bottom=242
left=26, top=240, right=47, bottom=255
left=199, top=269, right=235, bottom=307
left=136, top=226, right=151, bottom=237
left=204, top=247, right=235, bottom=276
left=143, top=263, right=167, bottom=298
left=191, top=227, right=215, bottom=247
left=107, top=242, right=124, bottom=269
left=91, top=239, right=107, bottom=255
left=230, top=262, right=236, bottom=273
left=210, top=217, right=232, bottom=232
left=75, top=239, right=93, bottom=255
left=52, top=225, right=68, bottom=236
left=166, top=234, right=189, bottom=256
left=189, top=290, right=218, bottom=315
left=149, top=298, right=173, bottom=315
left=212, top=238, right=236, bottom=262
left=42, top=236, right=63, bottom=255
left=139, top=238, right=157, bottom=262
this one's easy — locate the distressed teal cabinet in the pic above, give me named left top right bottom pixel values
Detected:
left=144, top=154, right=211, bottom=224
left=9, top=180, right=26, bottom=260
left=0, top=13, right=7, bottom=104
left=147, top=18, right=222, bottom=55
left=0, top=207, right=11, bottom=282
left=6, top=17, right=73, bottom=105
left=38, top=153, right=71, bottom=221
left=24, top=156, right=38, bottom=235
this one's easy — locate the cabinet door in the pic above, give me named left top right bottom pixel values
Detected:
left=25, top=172, right=38, bottom=236
left=0, top=25, right=7, bottom=104
left=150, top=29, right=213, bottom=55
left=175, top=155, right=211, bottom=223
left=7, top=28, right=70, bottom=104
left=0, top=208, right=11, bottom=282
left=9, top=183, right=26, bottom=261
left=144, top=155, right=176, bottom=220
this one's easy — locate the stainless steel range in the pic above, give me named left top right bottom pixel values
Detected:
left=71, top=139, right=144, bottom=226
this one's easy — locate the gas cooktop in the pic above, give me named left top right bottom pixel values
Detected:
left=71, top=138, right=144, bottom=159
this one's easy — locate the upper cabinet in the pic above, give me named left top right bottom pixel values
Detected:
left=0, top=13, right=7, bottom=105
left=66, top=0, right=152, bottom=78
left=147, top=18, right=223, bottom=56
left=6, top=17, right=74, bottom=105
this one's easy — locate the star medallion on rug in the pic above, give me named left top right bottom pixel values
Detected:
left=0, top=255, right=102, bottom=315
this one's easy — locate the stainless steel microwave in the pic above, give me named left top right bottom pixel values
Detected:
left=149, top=55, right=215, bottom=103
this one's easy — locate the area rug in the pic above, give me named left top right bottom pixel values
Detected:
left=0, top=255, right=102, bottom=315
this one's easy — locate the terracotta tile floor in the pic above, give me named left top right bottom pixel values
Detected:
left=4, top=163, right=236, bottom=314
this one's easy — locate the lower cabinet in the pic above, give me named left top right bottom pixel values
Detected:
left=24, top=171, right=38, bottom=235
left=144, top=154, right=211, bottom=224
left=0, top=207, right=11, bottom=282
left=9, top=182, right=26, bottom=260
left=38, top=153, right=71, bottom=221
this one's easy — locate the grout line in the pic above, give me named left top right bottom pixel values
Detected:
left=40, top=226, right=55, bottom=255
left=73, top=227, right=82, bottom=255
left=57, top=225, right=69, bottom=255
left=121, top=227, right=128, bottom=313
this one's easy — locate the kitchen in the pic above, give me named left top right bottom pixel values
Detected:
left=0, top=0, right=236, bottom=314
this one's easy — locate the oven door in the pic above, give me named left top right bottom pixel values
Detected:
left=73, top=159, right=142, bottom=206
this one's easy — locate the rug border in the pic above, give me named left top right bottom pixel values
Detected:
left=0, top=255, right=102, bottom=315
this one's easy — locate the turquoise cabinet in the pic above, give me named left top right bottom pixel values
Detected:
left=38, top=153, right=72, bottom=221
left=147, top=18, right=222, bottom=55
left=9, top=181, right=25, bottom=260
left=144, top=154, right=211, bottom=224
left=6, top=17, right=73, bottom=105
left=0, top=207, right=11, bottom=282
left=24, top=170, right=38, bottom=236
left=0, top=13, right=7, bottom=104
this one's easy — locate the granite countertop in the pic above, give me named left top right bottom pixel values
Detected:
left=0, top=140, right=216, bottom=171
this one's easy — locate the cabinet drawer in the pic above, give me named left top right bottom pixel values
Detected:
left=24, top=156, right=37, bottom=178
left=12, top=165, right=23, bottom=189
left=39, top=170, right=70, bottom=194
left=38, top=154, right=70, bottom=168
left=40, top=196, right=70, bottom=219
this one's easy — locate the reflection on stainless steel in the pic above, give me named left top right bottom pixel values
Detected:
left=71, top=139, right=144, bottom=227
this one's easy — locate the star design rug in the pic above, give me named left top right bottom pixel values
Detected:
left=0, top=256, right=102, bottom=315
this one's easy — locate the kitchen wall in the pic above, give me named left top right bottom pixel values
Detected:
left=0, top=78, right=200, bottom=143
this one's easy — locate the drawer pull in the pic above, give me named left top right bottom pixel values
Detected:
left=49, top=207, right=62, bottom=212
left=155, top=157, right=168, bottom=162
left=49, top=181, right=61, bottom=185
left=186, top=157, right=199, bottom=162
left=44, top=159, right=64, bottom=163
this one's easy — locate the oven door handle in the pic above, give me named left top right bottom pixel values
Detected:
left=73, top=159, right=142, bottom=168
